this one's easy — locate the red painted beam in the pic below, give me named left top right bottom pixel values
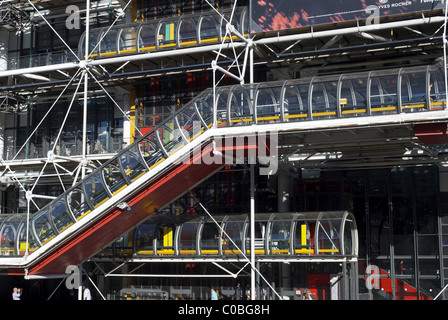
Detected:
left=19, top=138, right=262, bottom=275
left=415, top=123, right=448, bottom=145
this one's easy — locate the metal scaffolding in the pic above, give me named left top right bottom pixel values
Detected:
left=0, top=0, right=447, bottom=301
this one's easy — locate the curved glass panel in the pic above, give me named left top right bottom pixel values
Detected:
left=240, top=8, right=249, bottom=36
left=138, top=134, right=166, bottom=169
left=216, top=87, right=231, bottom=126
left=311, top=79, right=338, bottom=119
left=0, top=216, right=21, bottom=255
left=158, top=20, right=178, bottom=49
left=99, top=28, right=118, bottom=56
left=269, top=219, right=291, bottom=255
left=159, top=119, right=186, bottom=156
left=18, top=220, right=39, bottom=255
left=179, top=222, right=199, bottom=255
left=200, top=221, right=221, bottom=255
left=32, top=209, right=56, bottom=245
left=119, top=27, right=137, bottom=54
left=229, top=85, right=254, bottom=125
left=340, top=73, right=369, bottom=117
left=429, top=66, right=447, bottom=110
left=194, top=90, right=214, bottom=127
left=283, top=80, right=310, bottom=121
left=79, top=32, right=87, bottom=59
left=256, top=84, right=282, bottom=124
left=119, top=145, right=148, bottom=182
left=139, top=23, right=157, bottom=52
left=316, top=219, right=341, bottom=255
left=134, top=223, right=157, bottom=255
left=245, top=215, right=269, bottom=255
left=83, top=171, right=110, bottom=208
left=222, top=218, right=245, bottom=255
left=343, top=217, right=356, bottom=255
left=220, top=11, right=241, bottom=40
left=49, top=197, right=74, bottom=233
left=370, top=70, right=399, bottom=114
left=103, top=160, right=128, bottom=195
left=87, top=29, right=102, bottom=58
left=199, top=16, right=219, bottom=44
left=67, top=188, right=91, bottom=221
left=179, top=18, right=198, bottom=47
left=177, top=112, right=200, bottom=143
left=400, top=68, right=427, bottom=112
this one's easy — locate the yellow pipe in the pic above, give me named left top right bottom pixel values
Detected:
left=130, top=86, right=136, bottom=144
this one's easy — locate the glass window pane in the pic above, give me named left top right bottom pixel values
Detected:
left=317, top=220, right=341, bottom=255
left=311, top=80, right=337, bottom=119
left=119, top=27, right=137, bottom=54
left=283, top=82, right=309, bottom=121
left=201, top=222, right=220, bottom=255
left=195, top=90, right=214, bottom=127
left=269, top=220, right=291, bottom=255
left=119, top=145, right=148, bottom=182
left=139, top=24, right=157, bottom=52
left=392, top=196, right=414, bottom=255
left=256, top=86, right=281, bottom=124
left=138, top=134, right=166, bottom=169
left=135, top=223, right=157, bottom=255
left=18, top=221, right=39, bottom=255
left=100, top=29, right=118, bottom=56
left=229, top=86, right=254, bottom=126
left=416, top=195, right=437, bottom=234
left=179, top=223, right=198, bottom=254
left=0, top=217, right=21, bottom=255
left=87, top=30, right=101, bottom=58
left=220, top=12, right=240, bottom=39
left=67, top=188, right=92, bottom=221
left=103, top=160, right=128, bottom=195
left=429, top=67, right=447, bottom=110
left=49, top=198, right=74, bottom=234
left=340, top=75, right=368, bottom=117
left=401, top=68, right=427, bottom=113
left=223, top=221, right=244, bottom=255
left=370, top=73, right=398, bottom=114
left=199, top=16, right=219, bottom=44
left=83, top=171, right=110, bottom=208
left=159, top=119, right=186, bottom=155
left=343, top=219, right=356, bottom=255
left=32, top=209, right=56, bottom=245
left=179, top=18, right=197, bottom=46
left=177, top=103, right=203, bottom=141
left=158, top=21, right=178, bottom=48
left=216, top=88, right=231, bottom=126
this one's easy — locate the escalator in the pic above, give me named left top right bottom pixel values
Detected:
left=0, top=64, right=446, bottom=276
left=365, top=267, right=433, bottom=300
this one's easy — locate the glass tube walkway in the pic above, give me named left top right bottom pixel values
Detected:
left=0, top=64, right=444, bottom=270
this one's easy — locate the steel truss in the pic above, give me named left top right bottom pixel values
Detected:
left=0, top=3, right=29, bottom=31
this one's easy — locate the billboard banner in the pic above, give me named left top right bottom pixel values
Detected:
left=251, top=0, right=444, bottom=33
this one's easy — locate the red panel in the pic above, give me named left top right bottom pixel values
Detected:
left=306, top=273, right=330, bottom=300
left=415, top=123, right=448, bottom=145
left=22, top=139, right=261, bottom=275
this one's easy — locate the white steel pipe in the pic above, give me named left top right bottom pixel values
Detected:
left=255, top=16, right=446, bottom=45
